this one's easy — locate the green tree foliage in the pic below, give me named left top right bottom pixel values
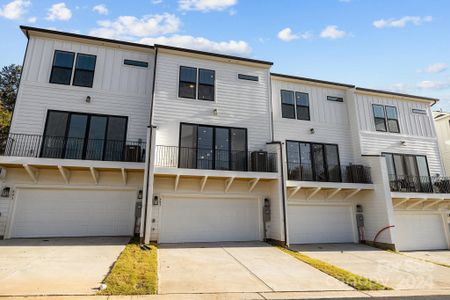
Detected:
left=0, top=64, right=22, bottom=148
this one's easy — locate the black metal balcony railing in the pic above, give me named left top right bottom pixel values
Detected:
left=389, top=175, right=450, bottom=194
left=2, top=133, right=146, bottom=162
left=155, top=145, right=278, bottom=173
left=287, top=163, right=372, bottom=184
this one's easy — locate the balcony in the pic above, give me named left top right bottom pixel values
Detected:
left=155, top=145, right=278, bottom=173
left=286, top=163, right=374, bottom=201
left=287, top=163, right=372, bottom=184
left=1, top=133, right=146, bottom=163
left=389, top=175, right=450, bottom=210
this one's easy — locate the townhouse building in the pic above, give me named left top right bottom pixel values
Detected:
left=0, top=26, right=448, bottom=251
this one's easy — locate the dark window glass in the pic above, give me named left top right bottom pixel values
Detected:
left=299, top=142, right=313, bottom=180
left=215, top=128, right=229, bottom=170
left=124, top=59, right=148, bottom=68
left=373, top=104, right=387, bottom=132
left=287, top=141, right=301, bottom=180
left=41, top=111, right=69, bottom=158
left=296, top=92, right=310, bottom=120
left=327, top=96, right=344, bottom=102
left=104, top=116, right=127, bottom=161
left=179, top=124, right=197, bottom=169
left=179, top=66, right=197, bottom=99
left=312, top=144, right=326, bottom=182
left=281, top=90, right=295, bottom=119
left=85, top=116, right=107, bottom=160
left=49, top=51, right=75, bottom=85
left=198, top=69, right=215, bottom=101
left=384, top=153, right=395, bottom=177
left=197, top=126, right=214, bottom=169
left=65, top=114, right=88, bottom=159
left=325, top=144, right=341, bottom=182
left=386, top=106, right=400, bottom=133
left=238, top=74, right=258, bottom=81
left=73, top=54, right=96, bottom=88
left=230, top=128, right=247, bottom=171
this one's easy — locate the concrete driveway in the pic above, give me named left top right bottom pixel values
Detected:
left=0, top=237, right=129, bottom=296
left=401, top=251, right=450, bottom=267
left=158, top=242, right=352, bottom=294
left=291, top=244, right=450, bottom=290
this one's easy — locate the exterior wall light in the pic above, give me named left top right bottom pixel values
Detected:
left=401, top=141, right=407, bottom=146
left=310, top=128, right=315, bottom=134
left=85, top=96, right=91, bottom=103
left=213, top=109, right=218, bottom=116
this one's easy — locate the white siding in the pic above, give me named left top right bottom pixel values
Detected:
left=10, top=35, right=154, bottom=142
left=152, top=52, right=272, bottom=150
left=355, top=93, right=443, bottom=175
left=434, top=114, right=450, bottom=176
left=271, top=78, right=355, bottom=165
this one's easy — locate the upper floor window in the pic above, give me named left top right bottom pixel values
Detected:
left=372, top=104, right=400, bottom=133
left=49, top=50, right=96, bottom=88
left=73, top=54, right=97, bottom=88
left=50, top=51, right=75, bottom=85
left=178, top=66, right=215, bottom=101
left=281, top=90, right=310, bottom=121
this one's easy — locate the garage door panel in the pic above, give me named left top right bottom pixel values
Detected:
left=11, top=188, right=136, bottom=238
left=159, top=197, right=261, bottom=243
left=288, top=205, right=355, bottom=244
left=395, top=213, right=447, bottom=251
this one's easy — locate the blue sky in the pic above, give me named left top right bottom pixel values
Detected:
left=1, top=0, right=449, bottom=110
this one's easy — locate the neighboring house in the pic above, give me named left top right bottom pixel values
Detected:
left=0, top=26, right=448, bottom=251
left=434, top=111, right=450, bottom=176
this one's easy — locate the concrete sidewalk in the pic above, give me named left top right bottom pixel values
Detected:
left=2, top=290, right=450, bottom=299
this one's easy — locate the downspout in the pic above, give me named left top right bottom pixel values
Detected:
left=140, top=47, right=158, bottom=244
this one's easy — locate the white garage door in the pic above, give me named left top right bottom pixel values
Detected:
left=10, top=188, right=136, bottom=238
left=288, top=205, right=356, bottom=244
left=159, top=196, right=261, bottom=243
left=395, top=213, right=448, bottom=251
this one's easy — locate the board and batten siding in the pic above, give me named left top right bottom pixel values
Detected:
left=355, top=93, right=443, bottom=175
left=271, top=78, right=355, bottom=165
left=10, top=35, right=154, bottom=142
left=152, top=52, right=272, bottom=150
left=434, top=114, right=450, bottom=176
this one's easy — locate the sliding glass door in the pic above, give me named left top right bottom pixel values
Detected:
left=41, top=110, right=127, bottom=161
left=179, top=123, right=247, bottom=171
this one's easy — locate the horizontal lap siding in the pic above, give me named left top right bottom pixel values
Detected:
left=271, top=79, right=355, bottom=165
left=11, top=36, right=154, bottom=142
left=355, top=93, right=443, bottom=175
left=152, top=53, right=272, bottom=150
left=434, top=116, right=450, bottom=176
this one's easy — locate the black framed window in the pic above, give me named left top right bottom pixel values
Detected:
left=281, top=90, right=295, bottom=119
left=372, top=104, right=387, bottom=132
left=49, top=50, right=75, bottom=85
left=296, top=92, right=310, bottom=121
left=383, top=152, right=431, bottom=192
left=179, top=123, right=247, bottom=171
left=281, top=90, right=310, bottom=121
left=286, top=140, right=341, bottom=182
left=198, top=69, right=215, bottom=101
left=373, top=104, right=400, bottom=133
left=73, top=54, right=97, bottom=87
left=179, top=66, right=215, bottom=101
left=385, top=106, right=400, bottom=133
left=41, top=110, right=127, bottom=161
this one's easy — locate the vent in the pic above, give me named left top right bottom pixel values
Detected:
left=238, top=74, right=258, bottom=81
left=124, top=59, right=149, bottom=68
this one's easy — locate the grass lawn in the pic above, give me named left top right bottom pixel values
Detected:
left=99, top=239, right=158, bottom=295
left=278, top=246, right=391, bottom=291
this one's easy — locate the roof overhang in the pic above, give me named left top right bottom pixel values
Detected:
left=355, top=87, right=439, bottom=106
left=392, top=192, right=450, bottom=211
left=286, top=180, right=374, bottom=201
left=271, top=73, right=355, bottom=90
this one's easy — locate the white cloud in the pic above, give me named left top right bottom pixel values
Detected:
left=419, top=63, right=448, bottom=74
left=90, top=13, right=181, bottom=39
left=93, top=4, right=108, bottom=15
left=152, top=0, right=163, bottom=3
left=277, top=27, right=312, bottom=42
left=46, top=3, right=72, bottom=21
left=178, top=0, right=237, bottom=12
left=139, top=35, right=251, bottom=56
left=320, top=25, right=347, bottom=40
left=389, top=83, right=413, bottom=93
left=417, top=80, right=450, bottom=90
left=27, top=16, right=36, bottom=23
left=373, top=16, right=432, bottom=29
left=0, top=0, right=30, bottom=20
